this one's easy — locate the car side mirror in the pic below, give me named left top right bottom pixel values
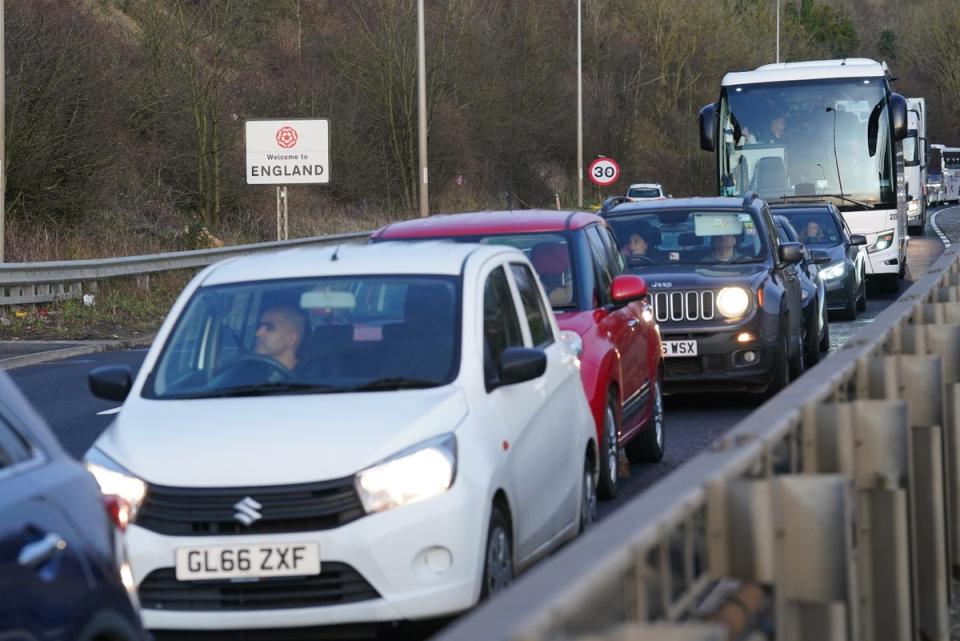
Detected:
left=89, top=365, right=132, bottom=402
left=850, top=234, right=867, bottom=246
left=779, top=242, right=803, bottom=265
left=611, top=274, right=648, bottom=306
left=498, top=348, right=547, bottom=387
left=889, top=93, right=908, bottom=141
left=810, top=249, right=832, bottom=265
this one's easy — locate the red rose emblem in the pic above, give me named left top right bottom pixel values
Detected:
left=276, top=126, right=298, bottom=149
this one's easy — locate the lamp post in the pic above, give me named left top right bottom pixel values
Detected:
left=417, top=0, right=429, bottom=217
left=576, top=0, right=583, bottom=209
left=1, top=0, right=6, bottom=261
left=776, top=0, right=780, bottom=63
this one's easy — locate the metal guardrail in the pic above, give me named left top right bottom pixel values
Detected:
left=436, top=243, right=960, bottom=641
left=0, top=232, right=371, bottom=306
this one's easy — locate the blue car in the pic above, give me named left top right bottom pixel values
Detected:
left=0, top=372, right=144, bottom=641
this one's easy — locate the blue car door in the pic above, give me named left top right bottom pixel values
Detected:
left=0, top=416, right=92, bottom=641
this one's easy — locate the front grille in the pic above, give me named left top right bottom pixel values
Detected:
left=652, top=290, right=715, bottom=323
left=139, top=562, right=380, bottom=611
left=664, top=357, right=703, bottom=377
left=136, top=477, right=366, bottom=536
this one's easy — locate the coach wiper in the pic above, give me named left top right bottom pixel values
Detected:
left=777, top=194, right=874, bottom=209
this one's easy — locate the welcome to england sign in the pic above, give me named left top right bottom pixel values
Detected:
left=245, top=119, right=330, bottom=184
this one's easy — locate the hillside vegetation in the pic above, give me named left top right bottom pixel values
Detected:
left=5, top=0, right=957, bottom=260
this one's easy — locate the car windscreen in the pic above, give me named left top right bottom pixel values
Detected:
left=144, top=275, right=461, bottom=399
left=607, top=209, right=768, bottom=266
left=777, top=210, right=842, bottom=246
left=628, top=187, right=661, bottom=198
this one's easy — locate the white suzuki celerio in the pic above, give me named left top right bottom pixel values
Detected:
left=84, top=241, right=598, bottom=637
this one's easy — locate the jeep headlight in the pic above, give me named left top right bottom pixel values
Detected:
left=819, top=262, right=846, bottom=281
left=716, top=287, right=751, bottom=319
left=869, top=231, right=895, bottom=253
left=355, top=434, right=456, bottom=513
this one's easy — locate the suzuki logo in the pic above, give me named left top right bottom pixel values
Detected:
left=233, top=497, right=263, bottom=526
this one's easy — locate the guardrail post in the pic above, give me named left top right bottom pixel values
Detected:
left=708, top=475, right=857, bottom=641
left=866, top=355, right=951, bottom=641
left=806, top=401, right=911, bottom=641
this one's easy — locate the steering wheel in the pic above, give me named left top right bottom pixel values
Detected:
left=209, top=354, right=293, bottom=387
left=628, top=255, right=654, bottom=265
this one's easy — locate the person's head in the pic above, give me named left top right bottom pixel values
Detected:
left=711, top=234, right=738, bottom=260
left=770, top=116, right=786, bottom=138
left=626, top=232, right=649, bottom=256
left=805, top=220, right=822, bottom=239
left=255, top=304, right=307, bottom=369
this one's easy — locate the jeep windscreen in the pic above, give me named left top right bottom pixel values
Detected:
left=607, top=210, right=768, bottom=267
left=143, top=275, right=462, bottom=399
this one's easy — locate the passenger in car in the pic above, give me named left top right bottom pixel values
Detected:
left=255, top=304, right=308, bottom=372
left=531, top=242, right=574, bottom=306
left=621, top=223, right=662, bottom=262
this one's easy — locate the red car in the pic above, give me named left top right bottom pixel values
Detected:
left=371, top=210, right=664, bottom=498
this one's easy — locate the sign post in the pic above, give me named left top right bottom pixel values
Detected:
left=246, top=119, right=329, bottom=241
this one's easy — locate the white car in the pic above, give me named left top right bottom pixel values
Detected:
left=626, top=183, right=668, bottom=201
left=84, top=241, right=597, bottom=636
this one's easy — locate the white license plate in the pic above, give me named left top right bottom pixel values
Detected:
left=175, top=542, right=320, bottom=581
left=662, top=340, right=698, bottom=358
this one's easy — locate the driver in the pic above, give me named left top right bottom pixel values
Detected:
left=702, top=234, right=742, bottom=263
left=254, top=304, right=307, bottom=372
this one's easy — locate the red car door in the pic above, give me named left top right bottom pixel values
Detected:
left=584, top=226, right=647, bottom=436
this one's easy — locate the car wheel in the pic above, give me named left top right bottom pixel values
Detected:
left=480, top=505, right=512, bottom=600
left=789, top=322, right=805, bottom=379
left=839, top=289, right=857, bottom=320
left=818, top=314, right=831, bottom=353
left=856, top=273, right=867, bottom=312
left=804, top=310, right=821, bottom=366
left=625, top=375, right=665, bottom=463
left=763, top=332, right=790, bottom=399
left=596, top=395, right=620, bottom=500
left=579, top=457, right=598, bottom=533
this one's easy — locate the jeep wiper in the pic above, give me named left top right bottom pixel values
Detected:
left=348, top=377, right=440, bottom=392
left=777, top=194, right=874, bottom=209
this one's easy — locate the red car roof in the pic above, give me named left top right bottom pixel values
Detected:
left=372, top=210, right=603, bottom=239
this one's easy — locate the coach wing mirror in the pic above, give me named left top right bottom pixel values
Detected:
left=699, top=102, right=718, bottom=152
left=611, top=274, right=648, bottom=306
left=89, top=365, right=132, bottom=402
left=850, top=234, right=868, bottom=246
left=890, top=93, right=908, bottom=141
left=498, top=348, right=547, bottom=387
left=779, top=242, right=803, bottom=264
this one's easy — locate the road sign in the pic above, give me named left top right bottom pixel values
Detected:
left=588, top=156, right=620, bottom=187
left=245, top=119, right=329, bottom=185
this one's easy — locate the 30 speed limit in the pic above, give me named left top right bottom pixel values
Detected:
left=588, top=157, right=621, bottom=187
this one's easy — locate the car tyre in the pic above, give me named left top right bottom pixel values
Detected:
left=803, top=311, right=821, bottom=367
left=856, top=272, right=867, bottom=312
left=839, top=289, right=857, bottom=320
left=579, top=456, right=599, bottom=533
left=596, top=395, right=620, bottom=499
left=818, top=315, right=831, bottom=353
left=763, top=332, right=790, bottom=400
left=789, top=323, right=805, bottom=380
left=480, top=505, right=513, bottom=600
left=625, top=375, right=665, bottom=463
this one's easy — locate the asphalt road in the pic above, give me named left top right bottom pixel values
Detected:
left=5, top=210, right=948, bottom=640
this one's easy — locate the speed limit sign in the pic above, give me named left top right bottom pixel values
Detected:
left=588, top=157, right=621, bottom=187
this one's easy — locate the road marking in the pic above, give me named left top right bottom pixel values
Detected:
left=930, top=206, right=955, bottom=248
left=96, top=407, right=122, bottom=416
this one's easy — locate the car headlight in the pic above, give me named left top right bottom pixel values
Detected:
left=869, top=231, right=895, bottom=253
left=819, top=262, right=846, bottom=281
left=355, top=434, right=456, bottom=513
left=907, top=200, right=919, bottom=214
left=716, top=287, right=751, bottom=319
left=84, top=448, right=147, bottom=530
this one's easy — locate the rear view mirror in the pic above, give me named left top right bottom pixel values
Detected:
left=849, top=234, right=867, bottom=246
left=699, top=102, right=718, bottom=152
left=779, top=242, right=803, bottom=265
left=89, top=365, right=133, bottom=402
left=810, top=249, right=832, bottom=265
left=498, top=348, right=547, bottom=387
left=889, top=93, right=908, bottom=141
left=611, top=274, right=648, bottom=305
